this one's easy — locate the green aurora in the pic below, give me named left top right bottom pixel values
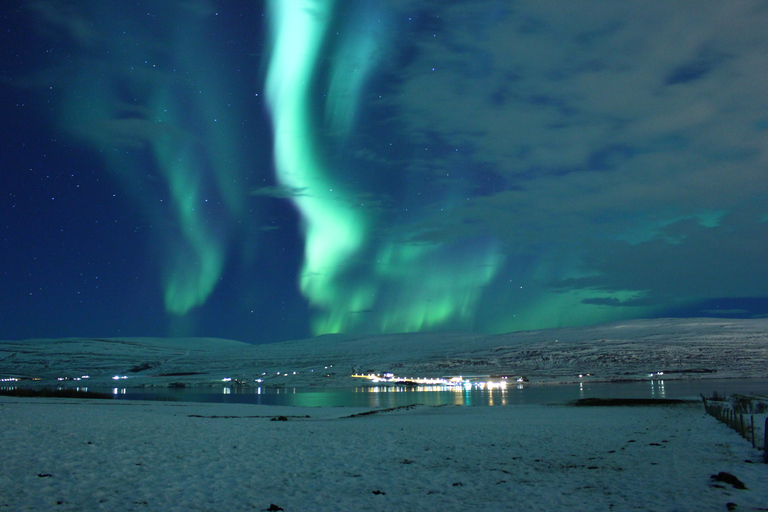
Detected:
left=34, top=1, right=248, bottom=318
left=265, top=0, right=509, bottom=334
left=4, top=0, right=768, bottom=342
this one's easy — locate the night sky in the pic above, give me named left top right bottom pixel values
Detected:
left=2, top=0, right=767, bottom=344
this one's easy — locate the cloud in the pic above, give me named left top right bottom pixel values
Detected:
left=581, top=297, right=658, bottom=308
left=567, top=210, right=768, bottom=298
left=251, top=185, right=308, bottom=199
left=359, top=0, right=768, bottom=329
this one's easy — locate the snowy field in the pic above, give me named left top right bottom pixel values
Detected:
left=1, top=318, right=767, bottom=390
left=2, top=319, right=767, bottom=511
left=1, top=396, right=767, bottom=511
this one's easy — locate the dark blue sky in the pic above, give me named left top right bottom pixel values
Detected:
left=2, top=0, right=767, bottom=343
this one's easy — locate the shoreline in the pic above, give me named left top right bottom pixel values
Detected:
left=3, top=319, right=768, bottom=393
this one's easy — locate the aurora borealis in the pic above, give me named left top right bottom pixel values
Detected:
left=264, top=0, right=503, bottom=335
left=2, top=0, right=768, bottom=343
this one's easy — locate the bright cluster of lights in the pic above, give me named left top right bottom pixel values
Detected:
left=352, top=372, right=514, bottom=390
left=1, top=377, right=19, bottom=382
left=352, top=372, right=451, bottom=385
left=473, top=381, right=508, bottom=390
left=111, top=375, right=128, bottom=380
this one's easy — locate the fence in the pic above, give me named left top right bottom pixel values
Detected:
left=701, top=394, right=767, bottom=463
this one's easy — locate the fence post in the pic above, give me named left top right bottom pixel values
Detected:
left=764, top=417, right=768, bottom=463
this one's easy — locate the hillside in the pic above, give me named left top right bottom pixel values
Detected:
left=1, top=318, right=767, bottom=389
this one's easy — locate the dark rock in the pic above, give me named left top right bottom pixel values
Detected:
left=271, top=416, right=288, bottom=421
left=265, top=505, right=284, bottom=511
left=711, top=472, right=747, bottom=490
left=128, top=361, right=157, bottom=373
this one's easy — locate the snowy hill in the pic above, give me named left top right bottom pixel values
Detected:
left=1, top=318, right=767, bottom=389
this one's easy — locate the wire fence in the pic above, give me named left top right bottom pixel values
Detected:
left=700, top=393, right=768, bottom=463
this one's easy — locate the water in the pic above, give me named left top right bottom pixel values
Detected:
left=99, top=378, right=768, bottom=408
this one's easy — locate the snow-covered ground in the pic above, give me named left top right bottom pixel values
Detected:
left=1, top=396, right=766, bottom=511
left=2, top=319, right=767, bottom=510
left=1, top=318, right=767, bottom=390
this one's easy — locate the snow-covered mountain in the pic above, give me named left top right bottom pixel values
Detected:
left=1, top=318, right=767, bottom=389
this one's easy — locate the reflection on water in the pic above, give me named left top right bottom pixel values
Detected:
left=360, top=385, right=508, bottom=406
left=650, top=379, right=666, bottom=398
left=86, top=378, right=768, bottom=407
left=5, top=378, right=768, bottom=407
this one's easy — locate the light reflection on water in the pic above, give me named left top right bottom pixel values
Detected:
left=650, top=379, right=666, bottom=398
left=261, top=386, right=512, bottom=407
left=88, top=378, right=768, bottom=407
left=4, top=378, right=768, bottom=407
